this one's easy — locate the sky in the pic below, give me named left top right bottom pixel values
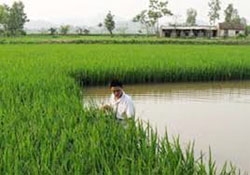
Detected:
left=1, top=0, right=249, bottom=26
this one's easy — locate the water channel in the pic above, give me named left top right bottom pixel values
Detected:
left=83, top=80, right=250, bottom=172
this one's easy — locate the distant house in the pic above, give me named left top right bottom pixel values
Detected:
left=0, top=24, right=4, bottom=34
left=0, top=24, right=4, bottom=30
left=218, top=22, right=245, bottom=37
left=160, top=22, right=245, bottom=38
left=160, top=25, right=217, bottom=38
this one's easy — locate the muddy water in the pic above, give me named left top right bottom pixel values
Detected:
left=83, top=81, right=250, bottom=172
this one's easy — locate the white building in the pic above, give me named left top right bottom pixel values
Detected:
left=160, top=23, right=245, bottom=38
left=160, top=25, right=217, bottom=38
left=218, top=22, right=245, bottom=37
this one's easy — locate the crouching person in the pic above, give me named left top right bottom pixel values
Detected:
left=101, top=79, right=135, bottom=122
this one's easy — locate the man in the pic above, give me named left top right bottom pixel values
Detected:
left=101, top=79, right=135, bottom=120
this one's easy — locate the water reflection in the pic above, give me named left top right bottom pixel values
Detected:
left=83, top=80, right=250, bottom=172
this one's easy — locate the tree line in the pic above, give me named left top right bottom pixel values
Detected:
left=0, top=0, right=249, bottom=37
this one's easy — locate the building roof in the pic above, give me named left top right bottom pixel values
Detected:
left=219, top=22, right=245, bottom=30
left=160, top=25, right=217, bottom=30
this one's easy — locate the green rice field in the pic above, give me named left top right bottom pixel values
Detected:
left=1, top=44, right=250, bottom=174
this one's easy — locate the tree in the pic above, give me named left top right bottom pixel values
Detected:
left=76, top=27, right=83, bottom=35
left=0, top=5, right=7, bottom=24
left=231, top=12, right=241, bottom=24
left=48, top=27, right=57, bottom=35
left=4, top=1, right=29, bottom=36
left=97, top=22, right=104, bottom=34
left=133, top=0, right=172, bottom=36
left=245, top=25, right=250, bottom=36
left=104, top=11, right=115, bottom=36
left=98, top=22, right=102, bottom=28
left=148, top=0, right=172, bottom=35
left=208, top=0, right=221, bottom=26
left=133, top=10, right=152, bottom=35
left=186, top=8, right=197, bottom=26
left=0, top=5, right=7, bottom=34
left=224, top=3, right=240, bottom=23
left=59, top=25, right=70, bottom=35
left=83, top=28, right=90, bottom=35
left=240, top=17, right=247, bottom=26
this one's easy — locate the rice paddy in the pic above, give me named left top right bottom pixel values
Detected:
left=1, top=43, right=250, bottom=174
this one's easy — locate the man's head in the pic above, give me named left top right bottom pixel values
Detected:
left=109, top=79, right=123, bottom=99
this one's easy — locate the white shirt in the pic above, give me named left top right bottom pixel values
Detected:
left=109, top=91, right=135, bottom=120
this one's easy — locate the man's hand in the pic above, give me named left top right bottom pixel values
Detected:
left=100, top=104, right=113, bottom=112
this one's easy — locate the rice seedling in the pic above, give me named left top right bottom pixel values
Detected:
left=0, top=44, right=249, bottom=174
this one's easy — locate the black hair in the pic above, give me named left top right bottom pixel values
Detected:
left=109, top=79, right=123, bottom=88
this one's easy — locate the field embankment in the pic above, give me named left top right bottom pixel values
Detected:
left=1, top=34, right=250, bottom=45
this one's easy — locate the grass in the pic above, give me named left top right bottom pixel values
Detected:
left=1, top=44, right=249, bottom=174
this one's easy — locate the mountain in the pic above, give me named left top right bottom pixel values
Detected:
left=24, top=18, right=143, bottom=34
left=24, top=20, right=58, bottom=33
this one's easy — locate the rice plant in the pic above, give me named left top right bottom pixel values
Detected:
left=1, top=44, right=249, bottom=174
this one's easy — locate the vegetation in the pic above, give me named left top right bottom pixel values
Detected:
left=208, top=0, right=221, bottom=26
left=0, top=0, right=249, bottom=174
left=48, top=27, right=57, bottom=35
left=133, top=0, right=172, bottom=36
left=224, top=3, right=240, bottom=24
left=245, top=25, right=250, bottom=36
left=1, top=44, right=248, bottom=174
left=186, top=8, right=197, bottom=26
left=1, top=34, right=250, bottom=44
left=60, top=25, right=71, bottom=35
left=104, top=11, right=115, bottom=36
left=0, top=1, right=29, bottom=36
